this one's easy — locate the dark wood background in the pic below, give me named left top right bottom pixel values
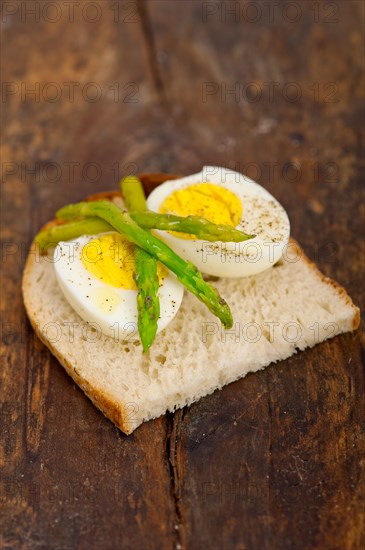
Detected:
left=1, top=1, right=364, bottom=549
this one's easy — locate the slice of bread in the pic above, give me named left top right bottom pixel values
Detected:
left=22, top=182, right=360, bottom=435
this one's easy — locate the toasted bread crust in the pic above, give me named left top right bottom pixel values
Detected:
left=288, top=239, right=360, bottom=331
left=22, top=174, right=360, bottom=434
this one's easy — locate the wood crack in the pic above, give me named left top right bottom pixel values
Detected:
left=23, top=331, right=50, bottom=458
left=267, top=381, right=273, bottom=506
left=166, top=410, right=186, bottom=550
left=137, top=0, right=167, bottom=105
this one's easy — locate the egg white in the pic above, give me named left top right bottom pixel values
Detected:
left=146, top=166, right=290, bottom=278
left=53, top=233, right=184, bottom=342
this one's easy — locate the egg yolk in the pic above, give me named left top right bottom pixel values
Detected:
left=81, top=233, right=166, bottom=290
left=158, top=183, right=242, bottom=239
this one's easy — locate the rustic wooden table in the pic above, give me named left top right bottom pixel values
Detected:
left=1, top=1, right=364, bottom=549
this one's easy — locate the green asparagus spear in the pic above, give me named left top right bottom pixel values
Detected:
left=35, top=210, right=253, bottom=252
left=120, top=176, right=160, bottom=352
left=130, top=212, right=254, bottom=242
left=121, top=176, right=147, bottom=210
left=35, top=218, right=113, bottom=252
left=56, top=200, right=233, bottom=329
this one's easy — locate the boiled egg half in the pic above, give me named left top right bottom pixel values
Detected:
left=54, top=232, right=184, bottom=341
left=146, top=166, right=290, bottom=277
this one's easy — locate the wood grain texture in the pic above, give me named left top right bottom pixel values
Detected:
left=1, top=1, right=364, bottom=549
